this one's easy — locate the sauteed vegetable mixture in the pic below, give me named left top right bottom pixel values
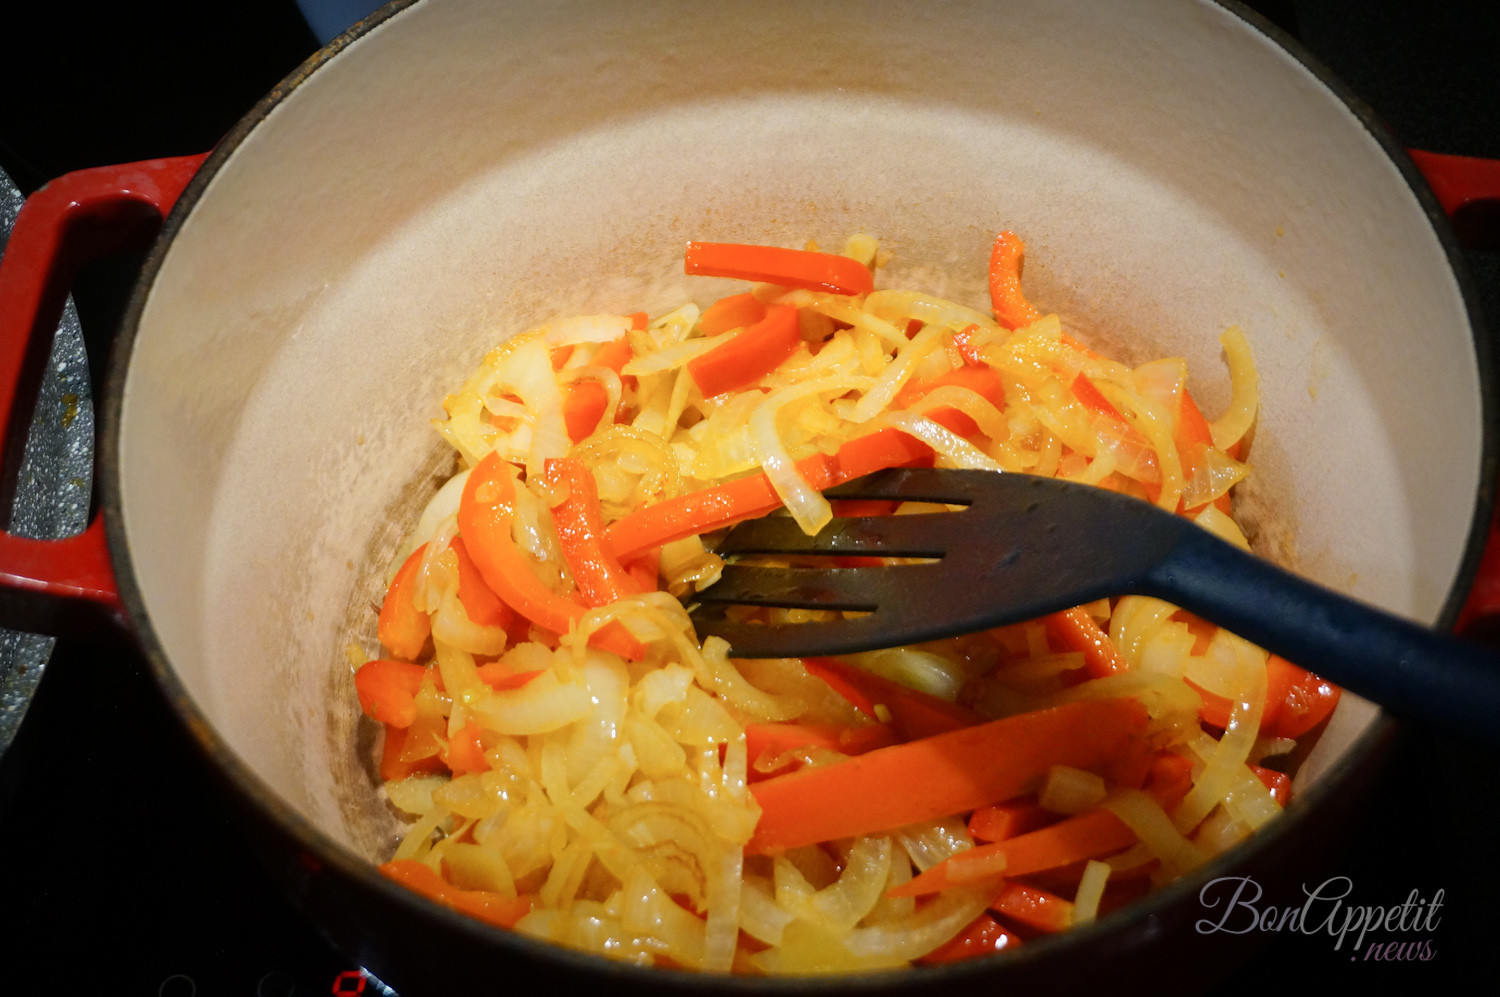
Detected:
left=349, top=233, right=1340, bottom=972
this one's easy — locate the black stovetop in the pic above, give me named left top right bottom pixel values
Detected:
left=1, top=2, right=1497, bottom=993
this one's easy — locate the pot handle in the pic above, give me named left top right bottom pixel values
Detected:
left=0, top=154, right=208, bottom=636
left=1408, top=149, right=1500, bottom=637
left=1408, top=148, right=1500, bottom=251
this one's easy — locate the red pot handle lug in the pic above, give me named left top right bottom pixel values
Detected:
left=0, top=153, right=208, bottom=637
left=1409, top=148, right=1500, bottom=639
left=1408, top=148, right=1500, bottom=251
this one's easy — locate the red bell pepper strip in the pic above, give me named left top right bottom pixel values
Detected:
left=450, top=536, right=513, bottom=629
left=686, top=303, right=802, bottom=398
left=967, top=798, right=1054, bottom=843
left=378, top=544, right=431, bottom=661
left=1192, top=653, right=1338, bottom=739
left=444, top=722, right=488, bottom=775
left=379, top=859, right=534, bottom=929
left=1249, top=764, right=1292, bottom=805
left=991, top=882, right=1075, bottom=933
left=1261, top=655, right=1341, bottom=738
left=684, top=241, right=874, bottom=296
left=457, top=452, right=643, bottom=660
left=801, top=656, right=985, bottom=740
left=544, top=457, right=644, bottom=608
left=916, top=913, right=1023, bottom=965
left=950, top=324, right=986, bottom=366
left=354, top=659, right=430, bottom=728
left=603, top=427, right=932, bottom=563
left=698, top=291, right=768, bottom=336
left=378, top=723, right=447, bottom=781
left=893, top=363, right=1006, bottom=439
left=746, top=721, right=899, bottom=777
left=989, top=231, right=1043, bottom=330
left=475, top=661, right=545, bottom=691
left=561, top=335, right=634, bottom=443
left=745, top=697, right=1149, bottom=854
left=1043, top=606, right=1130, bottom=678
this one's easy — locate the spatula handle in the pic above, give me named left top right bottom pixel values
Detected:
left=1150, top=530, right=1500, bottom=746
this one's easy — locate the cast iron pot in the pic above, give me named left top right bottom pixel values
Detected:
left=2, top=0, right=1498, bottom=993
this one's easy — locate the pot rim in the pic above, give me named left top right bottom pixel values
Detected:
left=95, top=0, right=1495, bottom=988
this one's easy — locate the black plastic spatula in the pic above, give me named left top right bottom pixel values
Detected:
left=687, top=467, right=1500, bottom=744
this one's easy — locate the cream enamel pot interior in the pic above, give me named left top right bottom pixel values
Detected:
left=17, top=0, right=1496, bottom=992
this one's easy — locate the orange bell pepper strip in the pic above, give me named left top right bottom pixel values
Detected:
left=989, top=231, right=1043, bottom=330
left=684, top=241, right=874, bottom=296
left=378, top=544, right=431, bottom=660
left=544, top=457, right=643, bottom=608
left=603, top=427, right=932, bottom=563
left=457, top=452, right=643, bottom=660
left=686, top=303, right=801, bottom=398
left=354, top=659, right=430, bottom=728
left=698, top=291, right=768, bottom=336
left=1043, top=606, right=1130, bottom=678
left=745, top=697, right=1149, bottom=854
left=379, top=859, right=534, bottom=930
left=888, top=808, right=1136, bottom=897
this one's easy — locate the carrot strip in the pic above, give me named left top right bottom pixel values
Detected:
left=698, top=291, right=768, bottom=336
left=1043, top=606, right=1130, bottom=678
left=889, top=808, right=1136, bottom=897
left=378, top=544, right=431, bottom=660
left=988, top=231, right=1042, bottom=330
left=801, top=656, right=984, bottom=740
left=603, top=427, right=932, bottom=563
left=354, top=659, right=429, bottom=728
left=686, top=303, right=801, bottom=398
left=544, top=457, right=643, bottom=607
left=746, top=697, right=1149, bottom=854
left=379, top=859, right=533, bottom=929
left=457, top=452, right=643, bottom=660
left=685, top=241, right=874, bottom=296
